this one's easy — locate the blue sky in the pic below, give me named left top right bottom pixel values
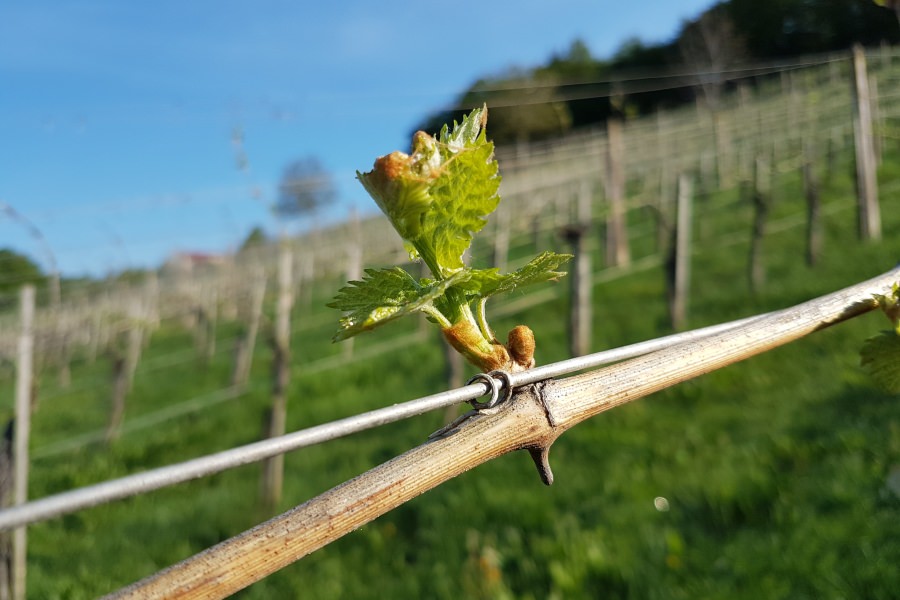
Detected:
left=1, top=0, right=714, bottom=277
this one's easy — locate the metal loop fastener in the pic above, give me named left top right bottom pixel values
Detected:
left=467, top=370, right=513, bottom=410
left=488, top=370, right=514, bottom=404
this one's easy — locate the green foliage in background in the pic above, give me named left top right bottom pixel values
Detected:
left=0, top=248, right=44, bottom=308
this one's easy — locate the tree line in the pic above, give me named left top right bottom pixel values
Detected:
left=415, top=0, right=900, bottom=146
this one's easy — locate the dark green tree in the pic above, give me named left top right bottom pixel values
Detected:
left=679, top=7, right=747, bottom=111
left=415, top=72, right=573, bottom=146
left=0, top=248, right=44, bottom=311
left=540, top=39, right=613, bottom=129
left=412, top=0, right=899, bottom=147
left=239, top=226, right=267, bottom=253
left=725, top=0, right=898, bottom=58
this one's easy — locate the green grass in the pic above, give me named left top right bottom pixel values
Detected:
left=4, top=141, right=900, bottom=598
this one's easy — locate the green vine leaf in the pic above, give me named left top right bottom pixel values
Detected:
left=860, top=331, right=900, bottom=394
left=425, top=128, right=500, bottom=273
left=872, top=282, right=900, bottom=334
left=327, top=267, right=469, bottom=341
left=460, top=251, right=573, bottom=299
left=859, top=282, right=900, bottom=394
left=356, top=106, right=499, bottom=278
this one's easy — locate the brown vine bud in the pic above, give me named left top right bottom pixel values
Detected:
left=507, top=325, right=536, bottom=369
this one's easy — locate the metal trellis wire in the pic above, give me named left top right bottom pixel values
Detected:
left=0, top=312, right=766, bottom=531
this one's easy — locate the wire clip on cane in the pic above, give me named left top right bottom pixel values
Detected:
left=467, top=370, right=514, bottom=411
left=428, top=370, right=514, bottom=440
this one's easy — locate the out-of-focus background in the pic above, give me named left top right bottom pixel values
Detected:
left=2, top=0, right=721, bottom=276
left=2, top=1, right=900, bottom=597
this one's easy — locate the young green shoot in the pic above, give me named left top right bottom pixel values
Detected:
left=328, top=106, right=571, bottom=373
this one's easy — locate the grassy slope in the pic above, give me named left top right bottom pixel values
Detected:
left=13, top=146, right=900, bottom=599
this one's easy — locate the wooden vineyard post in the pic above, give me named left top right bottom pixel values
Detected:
left=563, top=181, right=593, bottom=358
left=851, top=44, right=882, bottom=241
left=56, top=314, right=72, bottom=389
left=145, top=271, right=160, bottom=330
left=298, top=254, right=314, bottom=313
left=261, top=241, right=293, bottom=510
left=803, top=145, right=822, bottom=267
left=655, top=112, right=674, bottom=255
left=231, top=270, right=266, bottom=390
left=107, top=349, right=127, bottom=443
left=191, top=286, right=218, bottom=366
left=106, top=299, right=145, bottom=443
left=87, top=297, right=107, bottom=364
left=870, top=74, right=882, bottom=166
left=655, top=118, right=674, bottom=253
left=655, top=170, right=674, bottom=255
left=531, top=207, right=544, bottom=253
left=825, top=126, right=838, bottom=185
left=748, top=156, right=771, bottom=296
left=713, top=112, right=733, bottom=188
left=604, top=117, right=630, bottom=268
left=0, top=419, right=13, bottom=600
left=204, top=288, right=218, bottom=364
left=667, top=174, right=693, bottom=330
left=13, top=286, right=34, bottom=600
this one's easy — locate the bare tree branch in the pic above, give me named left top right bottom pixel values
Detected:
left=274, top=157, right=335, bottom=219
left=679, top=9, right=747, bottom=111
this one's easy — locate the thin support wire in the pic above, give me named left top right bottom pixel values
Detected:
left=0, top=312, right=766, bottom=531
